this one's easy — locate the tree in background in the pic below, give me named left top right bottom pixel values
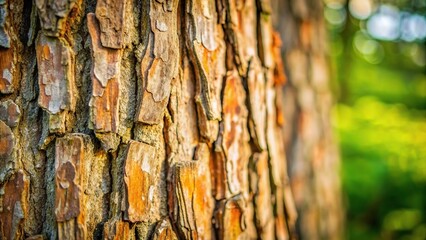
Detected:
left=272, top=0, right=344, bottom=239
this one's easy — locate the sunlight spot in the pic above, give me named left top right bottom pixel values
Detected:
left=401, top=13, right=426, bottom=42
left=367, top=5, right=400, bottom=41
left=349, top=0, right=374, bottom=20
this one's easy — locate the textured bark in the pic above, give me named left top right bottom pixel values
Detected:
left=0, top=0, right=337, bottom=239
left=272, top=0, right=344, bottom=239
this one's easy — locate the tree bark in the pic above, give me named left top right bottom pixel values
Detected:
left=272, top=0, right=344, bottom=239
left=0, top=0, right=301, bottom=239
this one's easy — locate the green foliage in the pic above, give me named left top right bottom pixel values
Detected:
left=326, top=1, right=426, bottom=239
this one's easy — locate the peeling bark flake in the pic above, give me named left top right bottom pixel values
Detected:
left=95, top=0, right=127, bottom=49
left=55, top=134, right=87, bottom=239
left=0, top=100, right=21, bottom=128
left=211, top=149, right=227, bottom=200
left=87, top=13, right=121, bottom=133
left=136, top=0, right=179, bottom=124
left=0, top=46, right=14, bottom=94
left=246, top=59, right=267, bottom=151
left=217, top=71, right=250, bottom=195
left=0, top=0, right=10, bottom=48
left=0, top=120, right=13, bottom=160
left=36, top=33, right=75, bottom=115
left=250, top=152, right=274, bottom=239
left=123, top=140, right=160, bottom=223
left=0, top=170, right=29, bottom=240
left=186, top=0, right=225, bottom=122
left=257, top=2, right=274, bottom=68
left=35, top=0, right=81, bottom=36
left=169, top=160, right=214, bottom=239
left=223, top=0, right=258, bottom=75
left=214, top=197, right=246, bottom=240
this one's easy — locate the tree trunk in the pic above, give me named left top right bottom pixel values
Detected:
left=272, top=0, right=344, bottom=239
left=0, top=0, right=301, bottom=239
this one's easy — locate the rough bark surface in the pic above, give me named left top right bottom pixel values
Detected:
left=0, top=0, right=303, bottom=239
left=272, top=0, right=344, bottom=239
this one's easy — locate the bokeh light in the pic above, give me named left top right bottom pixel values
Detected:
left=349, top=0, right=374, bottom=20
left=366, top=5, right=400, bottom=41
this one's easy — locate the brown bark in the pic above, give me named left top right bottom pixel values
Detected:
left=273, top=0, right=344, bottom=239
left=0, top=0, right=335, bottom=239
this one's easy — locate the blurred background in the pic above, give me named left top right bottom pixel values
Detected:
left=324, top=0, right=426, bottom=239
